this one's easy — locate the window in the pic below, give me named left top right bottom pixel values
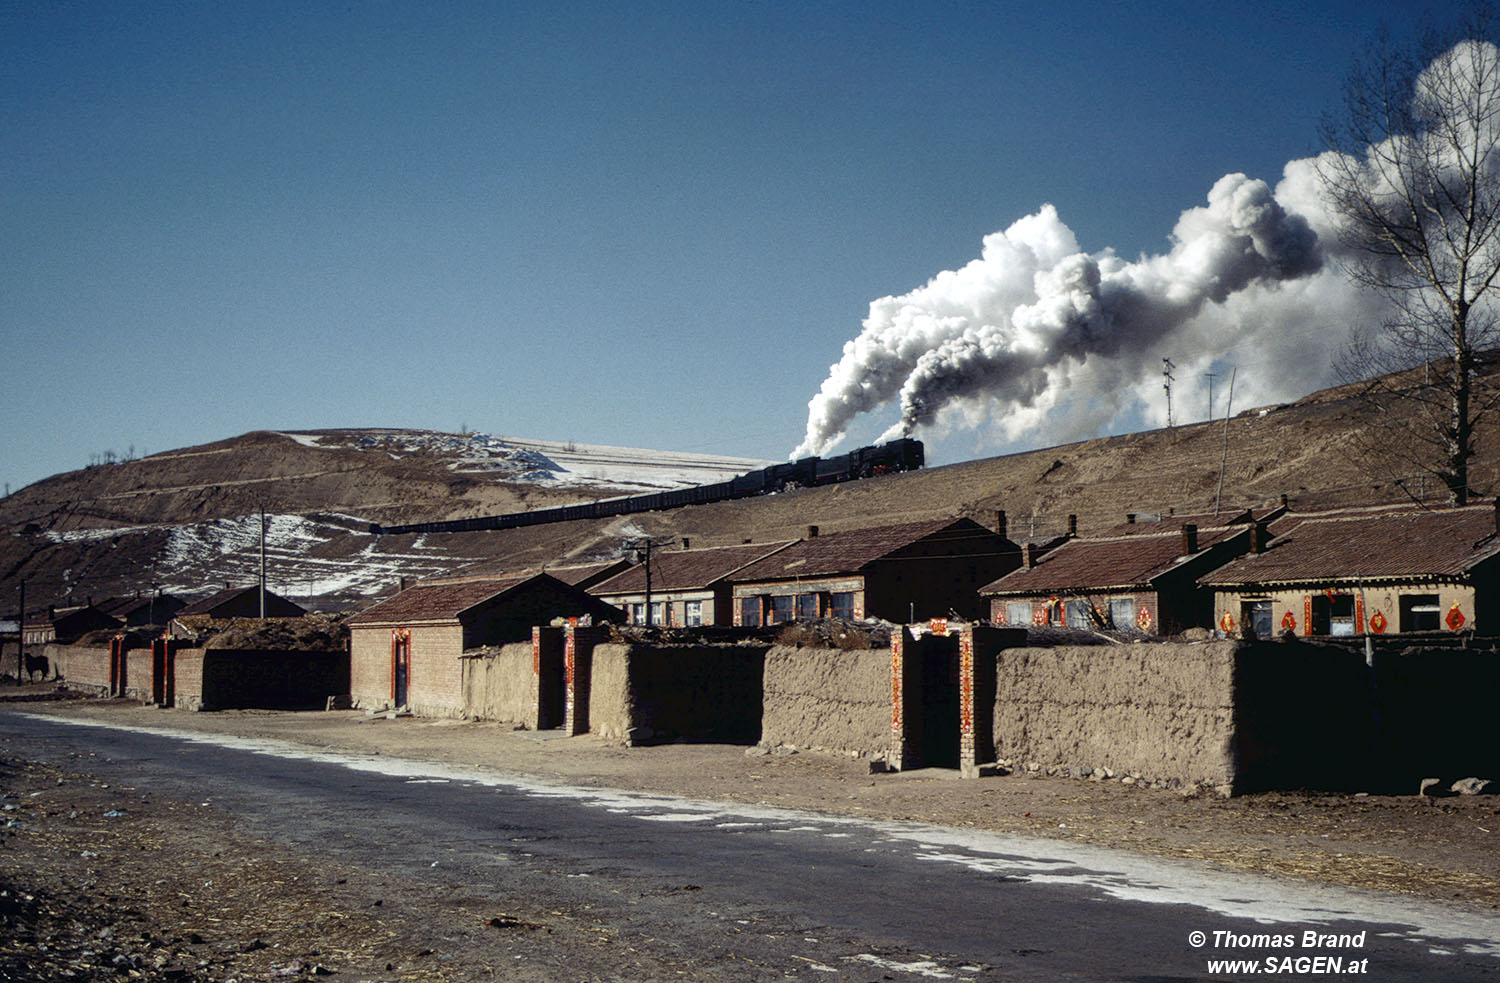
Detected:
left=1006, top=600, right=1032, bottom=626
left=684, top=600, right=704, bottom=627
left=768, top=594, right=795, bottom=624
left=739, top=596, right=762, bottom=627
left=1108, top=598, right=1135, bottom=628
left=796, top=593, right=820, bottom=620
left=1065, top=599, right=1094, bottom=629
left=649, top=602, right=665, bottom=626
left=1400, top=594, right=1441, bottom=632
left=830, top=592, right=857, bottom=620
left=628, top=603, right=645, bottom=626
left=1311, top=594, right=1354, bottom=635
left=1242, top=600, right=1272, bottom=639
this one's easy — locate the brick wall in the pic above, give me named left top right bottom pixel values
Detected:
left=48, top=644, right=112, bottom=694
left=351, top=623, right=466, bottom=716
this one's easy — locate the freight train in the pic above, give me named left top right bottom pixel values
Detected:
left=369, top=437, right=923, bottom=536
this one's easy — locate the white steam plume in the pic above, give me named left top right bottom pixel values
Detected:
left=792, top=171, right=1330, bottom=459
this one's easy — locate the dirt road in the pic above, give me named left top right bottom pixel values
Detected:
left=2, top=694, right=1498, bottom=981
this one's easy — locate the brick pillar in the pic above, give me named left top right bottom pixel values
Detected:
left=958, top=629, right=977, bottom=777
left=889, top=627, right=916, bottom=771
left=563, top=625, right=607, bottom=736
left=957, top=625, right=1025, bottom=778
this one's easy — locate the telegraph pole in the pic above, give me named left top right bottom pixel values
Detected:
left=1204, top=372, right=1218, bottom=422
left=623, top=537, right=673, bottom=626
left=259, top=506, right=267, bottom=619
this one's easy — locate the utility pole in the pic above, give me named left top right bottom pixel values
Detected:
left=1204, top=372, right=1218, bottom=422
left=1162, top=358, right=1175, bottom=428
left=1214, top=367, right=1238, bottom=514
left=259, top=506, right=267, bottom=619
left=12, top=580, right=23, bottom=685
left=623, top=537, right=673, bottom=626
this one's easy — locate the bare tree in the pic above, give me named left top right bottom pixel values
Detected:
left=1321, top=9, right=1500, bottom=505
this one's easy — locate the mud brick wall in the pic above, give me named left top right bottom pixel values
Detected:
left=588, top=643, right=767, bottom=743
left=1231, top=641, right=1500, bottom=792
left=991, top=642, right=1240, bottom=789
left=1368, top=647, right=1500, bottom=785
left=170, top=649, right=347, bottom=712
left=760, top=644, right=890, bottom=757
left=460, top=642, right=539, bottom=726
left=48, top=644, right=111, bottom=694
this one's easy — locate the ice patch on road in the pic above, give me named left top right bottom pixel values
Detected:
left=24, top=712, right=1500, bottom=960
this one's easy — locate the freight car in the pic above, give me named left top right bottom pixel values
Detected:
left=369, top=437, right=922, bottom=536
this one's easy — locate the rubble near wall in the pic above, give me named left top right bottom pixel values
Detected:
left=460, top=642, right=537, bottom=726
left=991, top=642, right=1239, bottom=791
left=760, top=644, right=890, bottom=758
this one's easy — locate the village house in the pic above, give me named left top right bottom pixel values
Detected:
left=590, top=541, right=796, bottom=626
left=97, top=592, right=188, bottom=627
left=1200, top=503, right=1500, bottom=638
left=346, top=573, right=623, bottom=716
left=728, top=517, right=1020, bottom=625
left=22, top=603, right=121, bottom=646
left=982, top=510, right=1274, bottom=633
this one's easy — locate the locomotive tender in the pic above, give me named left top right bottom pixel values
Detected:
left=369, top=437, right=923, bottom=536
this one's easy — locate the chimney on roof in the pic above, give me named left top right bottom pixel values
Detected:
left=1126, top=513, right=1137, bottom=524
left=681, top=537, right=690, bottom=549
left=807, top=525, right=819, bottom=538
left=995, top=510, right=1007, bottom=539
left=1280, top=493, right=1289, bottom=507
left=1181, top=523, right=1198, bottom=555
left=1067, top=514, right=1078, bottom=537
left=399, top=577, right=408, bottom=592
left=1251, top=520, right=1268, bottom=554
left=1023, top=543, right=1037, bottom=568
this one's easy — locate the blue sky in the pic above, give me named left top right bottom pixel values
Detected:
left=2, top=1, right=1438, bottom=496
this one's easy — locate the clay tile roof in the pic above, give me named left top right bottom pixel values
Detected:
left=591, top=542, right=795, bottom=594
left=348, top=574, right=535, bottom=625
left=728, top=518, right=998, bottom=583
left=178, top=587, right=256, bottom=616
left=1201, top=506, right=1500, bottom=586
left=542, top=560, right=631, bottom=587
left=982, top=526, right=1242, bottom=595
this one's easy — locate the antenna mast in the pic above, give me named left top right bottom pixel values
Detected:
left=1162, top=358, right=1176, bottom=428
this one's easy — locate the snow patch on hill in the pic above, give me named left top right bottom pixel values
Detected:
left=274, top=430, right=771, bottom=492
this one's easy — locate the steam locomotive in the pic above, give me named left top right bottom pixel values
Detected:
left=369, top=437, right=923, bottom=536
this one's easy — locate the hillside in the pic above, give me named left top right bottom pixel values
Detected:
left=3, top=370, right=1498, bottom=614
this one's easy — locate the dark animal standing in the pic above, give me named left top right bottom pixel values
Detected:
left=23, top=652, right=49, bottom=682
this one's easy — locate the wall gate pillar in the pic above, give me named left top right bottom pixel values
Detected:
left=563, top=625, right=607, bottom=736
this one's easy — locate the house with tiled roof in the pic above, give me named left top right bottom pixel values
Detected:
left=97, top=592, right=188, bottom=627
left=177, top=585, right=306, bottom=620
left=346, top=573, right=624, bottom=715
left=727, top=517, right=1020, bottom=625
left=981, top=518, right=1260, bottom=634
left=590, top=541, right=795, bottom=626
left=1200, top=504, right=1500, bottom=638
